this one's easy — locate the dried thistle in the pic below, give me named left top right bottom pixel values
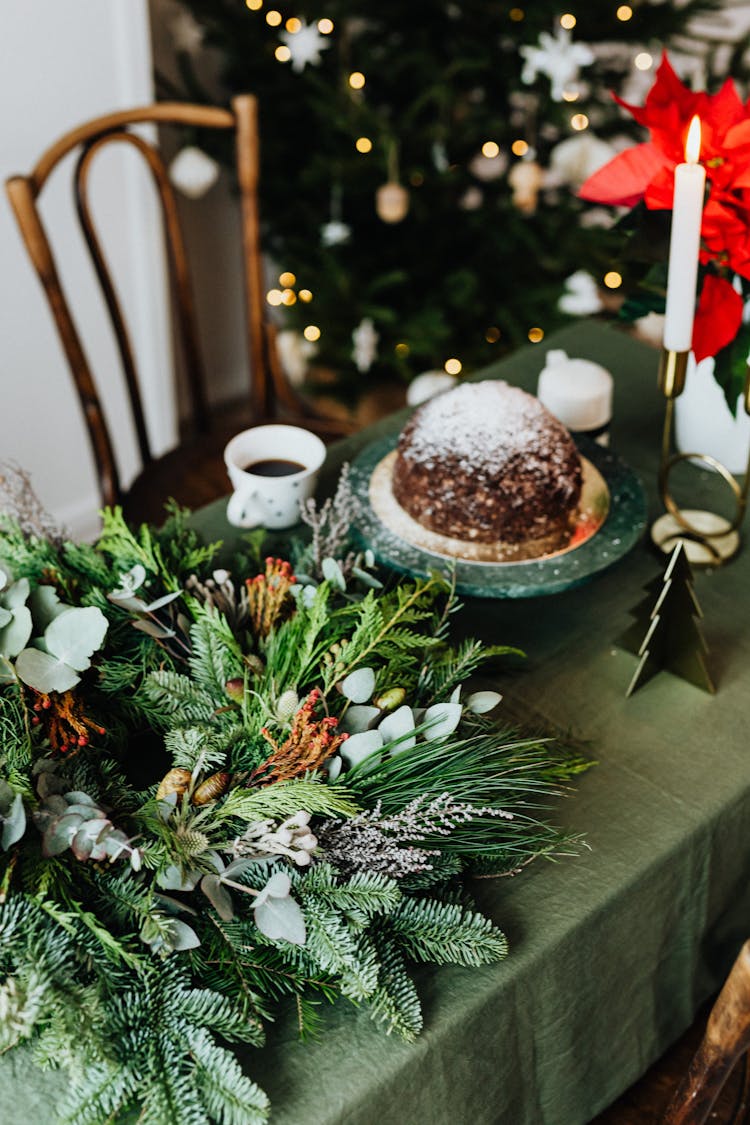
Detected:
left=0, top=461, right=64, bottom=543
left=249, top=688, right=348, bottom=786
left=245, top=557, right=296, bottom=639
left=298, top=463, right=360, bottom=580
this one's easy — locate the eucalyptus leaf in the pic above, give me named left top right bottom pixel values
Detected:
left=466, top=690, right=503, bottom=714
left=379, top=705, right=416, bottom=752
left=42, top=814, right=83, bottom=857
left=169, top=919, right=201, bottom=951
left=29, top=586, right=66, bottom=631
left=423, top=702, right=462, bottom=740
left=351, top=566, right=383, bottom=589
left=0, top=605, right=33, bottom=659
left=253, top=894, right=306, bottom=945
left=201, top=874, right=235, bottom=921
left=0, top=607, right=11, bottom=629
left=2, top=578, right=29, bottom=611
left=340, top=667, right=376, bottom=704
left=44, top=606, right=108, bottom=671
left=257, top=871, right=292, bottom=902
left=322, top=557, right=346, bottom=591
left=14, top=648, right=80, bottom=693
left=142, top=590, right=182, bottom=612
left=340, top=729, right=384, bottom=768
left=132, top=619, right=176, bottom=639
left=1, top=793, right=26, bottom=849
left=327, top=754, right=342, bottom=782
left=341, top=704, right=380, bottom=733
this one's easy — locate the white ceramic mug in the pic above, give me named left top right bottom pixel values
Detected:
left=224, top=425, right=326, bottom=529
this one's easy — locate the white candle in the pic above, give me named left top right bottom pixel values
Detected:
left=663, top=115, right=706, bottom=353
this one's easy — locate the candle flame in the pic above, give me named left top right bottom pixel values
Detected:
left=685, top=115, right=701, bottom=164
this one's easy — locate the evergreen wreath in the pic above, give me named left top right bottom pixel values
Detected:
left=0, top=468, right=587, bottom=1124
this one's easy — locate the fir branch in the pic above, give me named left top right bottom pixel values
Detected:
left=386, top=897, right=508, bottom=967
left=365, top=936, right=423, bottom=1042
left=219, top=779, right=359, bottom=823
left=189, top=1026, right=270, bottom=1125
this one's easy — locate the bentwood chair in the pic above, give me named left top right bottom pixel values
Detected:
left=664, top=939, right=750, bottom=1124
left=5, top=95, right=351, bottom=526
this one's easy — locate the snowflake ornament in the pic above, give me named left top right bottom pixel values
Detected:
left=520, top=27, right=594, bottom=102
left=351, top=318, right=379, bottom=373
left=280, top=19, right=331, bottom=73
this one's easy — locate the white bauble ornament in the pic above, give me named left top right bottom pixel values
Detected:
left=406, top=371, right=458, bottom=407
left=275, top=329, right=318, bottom=387
left=375, top=182, right=410, bottom=223
left=351, top=318, right=379, bottom=373
left=469, top=150, right=507, bottom=182
left=548, top=132, right=617, bottom=191
left=508, top=160, right=543, bottom=215
left=168, top=147, right=220, bottom=200
left=558, top=270, right=604, bottom=316
left=321, top=219, right=351, bottom=247
left=459, top=186, right=483, bottom=211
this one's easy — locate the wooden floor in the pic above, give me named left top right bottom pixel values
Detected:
left=590, top=999, right=747, bottom=1123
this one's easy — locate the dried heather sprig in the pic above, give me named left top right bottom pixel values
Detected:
left=298, top=463, right=360, bottom=580
left=317, top=794, right=513, bottom=879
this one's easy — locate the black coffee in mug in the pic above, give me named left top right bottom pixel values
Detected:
left=243, top=458, right=307, bottom=477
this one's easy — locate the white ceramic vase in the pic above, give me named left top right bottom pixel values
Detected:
left=674, top=354, right=750, bottom=475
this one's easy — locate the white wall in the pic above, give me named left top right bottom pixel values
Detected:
left=0, top=0, right=175, bottom=539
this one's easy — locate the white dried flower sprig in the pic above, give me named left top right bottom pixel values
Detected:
left=231, top=811, right=318, bottom=867
left=0, top=460, right=64, bottom=544
left=317, top=794, right=512, bottom=879
left=298, top=464, right=361, bottom=580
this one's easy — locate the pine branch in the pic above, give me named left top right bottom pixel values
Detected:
left=189, top=1027, right=270, bottom=1125
left=387, top=896, right=508, bottom=967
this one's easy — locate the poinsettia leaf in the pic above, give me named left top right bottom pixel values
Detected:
left=712, top=317, right=750, bottom=416
left=253, top=893, right=306, bottom=945
left=1, top=793, right=26, bottom=849
left=14, top=647, right=80, bottom=693
left=44, top=606, right=108, bottom=672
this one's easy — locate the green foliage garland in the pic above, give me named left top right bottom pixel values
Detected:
left=0, top=495, right=587, bottom=1123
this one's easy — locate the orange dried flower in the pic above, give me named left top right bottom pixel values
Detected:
left=249, top=688, right=348, bottom=786
left=245, top=557, right=296, bottom=639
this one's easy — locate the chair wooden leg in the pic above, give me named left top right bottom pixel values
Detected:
left=664, top=941, right=750, bottom=1125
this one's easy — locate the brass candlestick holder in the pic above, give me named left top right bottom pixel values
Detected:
left=651, top=349, right=750, bottom=565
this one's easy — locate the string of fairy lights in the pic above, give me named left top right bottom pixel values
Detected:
left=243, top=3, right=651, bottom=375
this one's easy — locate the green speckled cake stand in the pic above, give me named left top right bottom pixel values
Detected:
left=349, top=433, right=647, bottom=598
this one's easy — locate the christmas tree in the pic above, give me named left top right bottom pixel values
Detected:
left=162, top=0, right=750, bottom=399
left=620, top=543, right=714, bottom=695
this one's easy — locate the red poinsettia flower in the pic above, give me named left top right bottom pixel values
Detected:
left=579, top=54, right=750, bottom=358
left=693, top=273, right=743, bottom=363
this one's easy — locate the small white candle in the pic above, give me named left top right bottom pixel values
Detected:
left=663, top=115, right=706, bottom=353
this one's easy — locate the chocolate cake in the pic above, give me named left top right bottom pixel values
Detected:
left=391, top=380, right=582, bottom=552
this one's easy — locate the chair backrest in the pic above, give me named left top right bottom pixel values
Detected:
left=5, top=96, right=269, bottom=508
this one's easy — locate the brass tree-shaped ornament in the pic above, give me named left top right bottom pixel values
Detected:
left=620, top=543, right=714, bottom=696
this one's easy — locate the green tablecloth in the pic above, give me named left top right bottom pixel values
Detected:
left=6, top=321, right=750, bottom=1124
